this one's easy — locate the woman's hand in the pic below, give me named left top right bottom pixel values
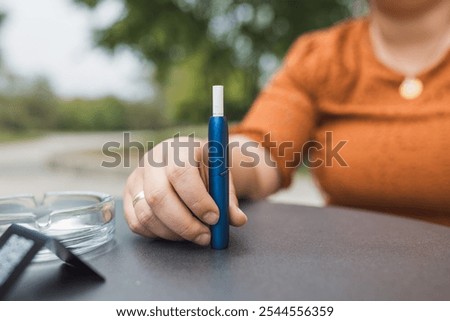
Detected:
left=123, top=136, right=248, bottom=246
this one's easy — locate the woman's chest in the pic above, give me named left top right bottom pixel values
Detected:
left=309, top=115, right=450, bottom=212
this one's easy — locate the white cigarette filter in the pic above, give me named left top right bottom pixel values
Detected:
left=212, top=85, right=224, bottom=116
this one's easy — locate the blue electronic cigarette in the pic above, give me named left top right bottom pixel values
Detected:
left=208, top=85, right=229, bottom=250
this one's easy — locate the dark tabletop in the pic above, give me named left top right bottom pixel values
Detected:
left=6, top=201, right=450, bottom=300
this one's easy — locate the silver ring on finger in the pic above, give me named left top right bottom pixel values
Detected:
left=132, top=191, right=146, bottom=207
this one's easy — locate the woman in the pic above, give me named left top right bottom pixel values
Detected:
left=123, top=0, right=450, bottom=245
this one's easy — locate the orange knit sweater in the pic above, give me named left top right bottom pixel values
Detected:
left=232, top=18, right=450, bottom=225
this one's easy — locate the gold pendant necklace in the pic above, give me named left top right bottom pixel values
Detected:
left=399, top=77, right=423, bottom=100
left=370, top=22, right=449, bottom=101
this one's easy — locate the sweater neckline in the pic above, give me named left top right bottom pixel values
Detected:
left=360, top=17, right=450, bottom=82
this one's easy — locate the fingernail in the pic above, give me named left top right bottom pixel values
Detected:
left=237, top=207, right=248, bottom=222
left=204, top=211, right=219, bottom=225
left=194, top=233, right=210, bottom=246
left=237, top=207, right=246, bottom=216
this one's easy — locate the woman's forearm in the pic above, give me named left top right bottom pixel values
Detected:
left=229, top=135, right=281, bottom=199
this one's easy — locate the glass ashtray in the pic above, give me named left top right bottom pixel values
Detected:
left=0, top=191, right=115, bottom=262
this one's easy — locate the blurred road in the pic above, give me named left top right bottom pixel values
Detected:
left=0, top=132, right=127, bottom=197
left=0, top=132, right=324, bottom=206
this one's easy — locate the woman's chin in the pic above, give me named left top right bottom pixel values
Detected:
left=371, top=0, right=444, bottom=18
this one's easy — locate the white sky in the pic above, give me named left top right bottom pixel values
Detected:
left=0, top=0, right=153, bottom=100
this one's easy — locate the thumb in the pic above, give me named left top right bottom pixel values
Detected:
left=229, top=174, right=248, bottom=226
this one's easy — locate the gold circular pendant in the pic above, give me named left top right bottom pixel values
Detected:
left=399, top=77, right=423, bottom=100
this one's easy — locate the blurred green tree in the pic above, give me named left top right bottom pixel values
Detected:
left=0, top=11, right=7, bottom=83
left=77, top=0, right=351, bottom=123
